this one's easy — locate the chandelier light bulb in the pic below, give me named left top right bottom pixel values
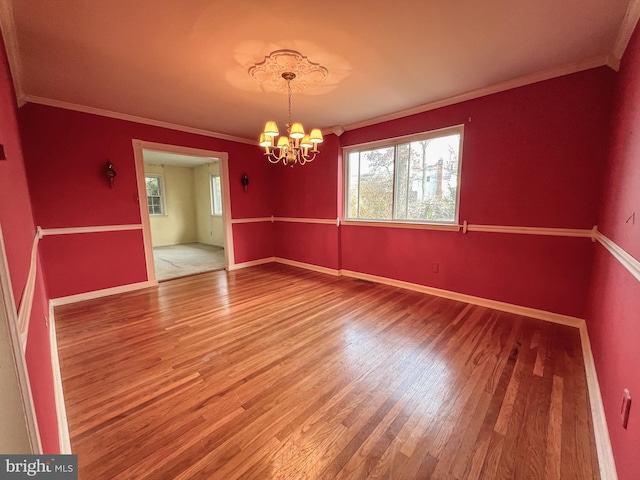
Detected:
left=309, top=128, right=324, bottom=144
left=263, top=121, right=279, bottom=137
left=259, top=133, right=272, bottom=147
left=300, top=135, right=313, bottom=149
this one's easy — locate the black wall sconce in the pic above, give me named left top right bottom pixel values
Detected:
left=241, top=173, right=249, bottom=192
left=105, top=160, right=117, bottom=188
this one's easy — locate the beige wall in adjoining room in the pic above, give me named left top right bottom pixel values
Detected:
left=194, top=162, right=224, bottom=247
left=144, top=163, right=197, bottom=247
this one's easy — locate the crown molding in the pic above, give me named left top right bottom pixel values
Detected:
left=5, top=2, right=634, bottom=143
left=610, top=0, right=640, bottom=71
left=343, top=56, right=609, bottom=132
left=23, top=95, right=256, bottom=145
left=0, top=0, right=26, bottom=106
left=329, top=125, right=345, bottom=137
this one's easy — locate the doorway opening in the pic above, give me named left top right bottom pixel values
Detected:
left=132, top=141, right=234, bottom=283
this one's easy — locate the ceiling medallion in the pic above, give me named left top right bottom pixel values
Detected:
left=250, top=50, right=328, bottom=167
left=248, top=49, right=328, bottom=93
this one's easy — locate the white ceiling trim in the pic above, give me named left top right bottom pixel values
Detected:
left=342, top=55, right=610, bottom=133
left=609, top=0, right=640, bottom=70
left=22, top=54, right=610, bottom=146
left=0, top=0, right=25, bottom=106
left=23, top=95, right=256, bottom=145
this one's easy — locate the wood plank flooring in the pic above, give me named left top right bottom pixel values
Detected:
left=54, top=264, right=600, bottom=479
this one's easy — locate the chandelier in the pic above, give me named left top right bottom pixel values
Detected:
left=249, top=50, right=327, bottom=167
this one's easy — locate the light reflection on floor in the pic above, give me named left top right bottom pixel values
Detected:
left=340, top=320, right=452, bottom=416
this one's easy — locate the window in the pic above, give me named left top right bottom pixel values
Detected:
left=210, top=174, right=222, bottom=216
left=145, top=175, right=164, bottom=215
left=345, top=125, right=463, bottom=224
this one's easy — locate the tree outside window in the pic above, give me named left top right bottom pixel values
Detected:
left=346, top=126, right=462, bottom=224
left=145, top=175, right=164, bottom=215
left=210, top=174, right=222, bottom=216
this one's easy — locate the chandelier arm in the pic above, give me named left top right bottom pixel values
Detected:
left=298, top=152, right=317, bottom=165
left=265, top=150, right=286, bottom=163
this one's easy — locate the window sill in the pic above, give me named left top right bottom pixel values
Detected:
left=341, top=219, right=461, bottom=232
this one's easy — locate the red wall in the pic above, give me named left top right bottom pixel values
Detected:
left=586, top=24, right=640, bottom=480
left=273, top=67, right=614, bottom=318
left=274, top=223, right=340, bottom=270
left=19, top=104, right=274, bottom=297
left=272, top=134, right=341, bottom=219
left=39, top=231, right=147, bottom=299
left=25, top=263, right=58, bottom=452
left=272, top=133, right=341, bottom=268
left=0, top=36, right=58, bottom=452
left=341, top=226, right=594, bottom=316
left=342, top=68, right=613, bottom=229
left=232, top=222, right=275, bottom=264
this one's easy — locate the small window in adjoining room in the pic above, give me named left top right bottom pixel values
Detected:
left=345, top=125, right=463, bottom=224
left=145, top=175, right=165, bottom=215
left=210, top=174, right=222, bottom=216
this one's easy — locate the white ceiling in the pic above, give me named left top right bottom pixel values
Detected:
left=4, top=0, right=638, bottom=142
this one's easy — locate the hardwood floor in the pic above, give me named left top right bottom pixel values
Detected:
left=54, top=264, right=600, bottom=479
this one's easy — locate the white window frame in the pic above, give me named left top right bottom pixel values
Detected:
left=210, top=173, right=222, bottom=216
left=343, top=124, right=464, bottom=226
left=145, top=174, right=166, bottom=216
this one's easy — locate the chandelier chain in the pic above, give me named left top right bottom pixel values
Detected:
left=253, top=51, right=325, bottom=166
left=287, top=78, right=293, bottom=128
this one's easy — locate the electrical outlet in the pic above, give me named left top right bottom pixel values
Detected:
left=432, top=262, right=439, bottom=273
left=621, top=389, right=631, bottom=429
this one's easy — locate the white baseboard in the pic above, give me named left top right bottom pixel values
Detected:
left=232, top=258, right=583, bottom=327
left=50, top=280, right=157, bottom=307
left=339, top=269, right=584, bottom=328
left=579, top=325, right=618, bottom=480
left=227, top=257, right=276, bottom=271
left=48, top=303, right=71, bottom=454
left=274, top=257, right=340, bottom=276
